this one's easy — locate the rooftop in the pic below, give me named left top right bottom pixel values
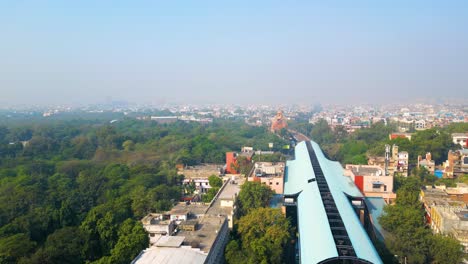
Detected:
left=170, top=203, right=209, bottom=217
left=284, top=141, right=382, bottom=264
left=346, top=164, right=385, bottom=177
left=175, top=215, right=226, bottom=254
left=452, top=133, right=468, bottom=137
left=132, top=246, right=207, bottom=264
left=206, top=176, right=243, bottom=216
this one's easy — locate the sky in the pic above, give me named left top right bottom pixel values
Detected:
left=1, top=0, right=467, bottom=106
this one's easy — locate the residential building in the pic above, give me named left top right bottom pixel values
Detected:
left=248, top=162, right=285, bottom=194
left=393, top=145, right=409, bottom=177
left=134, top=177, right=240, bottom=264
left=452, top=133, right=468, bottom=148
left=444, top=149, right=468, bottom=178
left=178, top=164, right=223, bottom=194
left=206, top=176, right=243, bottom=229
left=368, top=144, right=409, bottom=177
left=133, top=216, right=229, bottom=264
left=420, top=185, right=468, bottom=250
left=415, top=119, right=427, bottom=130
left=418, top=152, right=435, bottom=174
left=141, top=214, right=176, bottom=244
left=225, top=152, right=238, bottom=174
left=344, top=164, right=396, bottom=203
left=224, top=148, right=253, bottom=174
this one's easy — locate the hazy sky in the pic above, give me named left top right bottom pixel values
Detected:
left=1, top=0, right=467, bottom=106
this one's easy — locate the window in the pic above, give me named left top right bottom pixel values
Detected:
left=372, top=183, right=382, bottom=192
left=269, top=182, right=272, bottom=185
left=276, top=182, right=279, bottom=185
left=384, top=185, right=387, bottom=192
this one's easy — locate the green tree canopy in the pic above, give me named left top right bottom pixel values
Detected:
left=233, top=208, right=291, bottom=264
left=238, top=181, right=274, bottom=216
left=208, top=175, right=223, bottom=188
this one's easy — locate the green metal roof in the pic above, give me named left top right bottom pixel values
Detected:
left=284, top=141, right=382, bottom=264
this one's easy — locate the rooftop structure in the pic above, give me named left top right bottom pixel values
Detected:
left=452, top=133, right=468, bottom=148
left=206, top=176, right=243, bottom=228
left=284, top=141, right=382, bottom=264
left=133, top=216, right=229, bottom=264
left=418, top=152, right=435, bottom=174
left=368, top=144, right=409, bottom=177
left=444, top=149, right=468, bottom=178
left=177, top=164, right=222, bottom=179
left=420, top=185, right=468, bottom=250
left=248, top=162, right=285, bottom=194
left=344, top=164, right=396, bottom=203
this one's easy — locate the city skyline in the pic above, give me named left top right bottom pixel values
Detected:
left=1, top=1, right=468, bottom=106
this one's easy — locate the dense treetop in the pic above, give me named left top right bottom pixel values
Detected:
left=0, top=117, right=287, bottom=263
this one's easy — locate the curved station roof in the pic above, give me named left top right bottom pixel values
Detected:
left=284, top=141, right=382, bottom=264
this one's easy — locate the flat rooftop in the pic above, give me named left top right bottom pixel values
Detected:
left=176, top=215, right=226, bottom=254
left=206, top=176, right=243, bottom=216
left=177, top=164, right=223, bottom=178
left=170, top=203, right=209, bottom=216
left=346, top=165, right=384, bottom=176
left=132, top=246, right=207, bottom=264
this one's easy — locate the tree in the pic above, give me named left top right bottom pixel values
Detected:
left=107, top=219, right=148, bottom=264
left=238, top=181, right=274, bottom=216
left=122, top=140, right=135, bottom=151
left=236, top=208, right=291, bottom=264
left=379, top=175, right=464, bottom=264
left=310, top=119, right=333, bottom=145
left=429, top=235, right=464, bottom=264
left=224, top=240, right=246, bottom=264
left=202, top=187, right=219, bottom=203
left=236, top=155, right=253, bottom=176
left=25, top=227, right=85, bottom=264
left=0, top=234, right=36, bottom=263
left=411, top=166, right=437, bottom=185
left=208, top=175, right=223, bottom=188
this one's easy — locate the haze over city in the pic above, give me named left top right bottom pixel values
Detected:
left=1, top=0, right=468, bottom=106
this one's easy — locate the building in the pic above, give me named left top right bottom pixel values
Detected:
left=206, top=176, right=243, bottom=229
left=248, top=162, right=285, bottom=194
left=270, top=110, right=288, bottom=132
left=141, top=214, right=176, bottom=245
left=168, top=209, right=188, bottom=224
left=444, top=149, right=468, bottom=178
left=150, top=116, right=178, bottom=124
left=418, top=152, right=435, bottom=174
left=420, top=185, right=468, bottom=250
left=344, top=165, right=396, bottom=203
left=134, top=178, right=239, bottom=264
left=452, top=133, right=468, bottom=148
left=224, top=148, right=253, bottom=174
left=283, top=141, right=382, bottom=264
left=178, top=164, right=223, bottom=194
left=368, top=144, right=409, bottom=177
left=392, top=145, right=409, bottom=177
left=225, top=152, right=238, bottom=174
left=133, top=216, right=229, bottom=264
left=389, top=132, right=412, bottom=141
left=415, top=119, right=427, bottom=130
